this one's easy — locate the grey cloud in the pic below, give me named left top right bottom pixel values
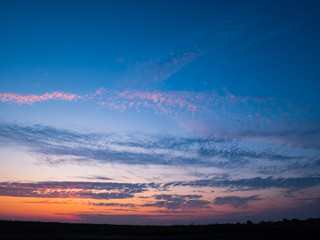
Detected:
left=154, top=194, right=202, bottom=201
left=214, top=195, right=262, bottom=208
left=0, top=181, right=152, bottom=200
left=142, top=194, right=211, bottom=210
left=76, top=175, right=113, bottom=181
left=88, top=194, right=210, bottom=211
left=77, top=198, right=320, bottom=225
left=91, top=202, right=137, bottom=208
left=1, top=123, right=318, bottom=175
left=165, top=177, right=320, bottom=193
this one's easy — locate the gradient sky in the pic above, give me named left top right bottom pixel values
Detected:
left=0, top=0, right=320, bottom=225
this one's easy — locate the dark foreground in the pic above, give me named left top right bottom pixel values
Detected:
left=0, top=218, right=319, bottom=240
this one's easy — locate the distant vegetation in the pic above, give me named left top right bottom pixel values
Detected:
left=0, top=218, right=319, bottom=239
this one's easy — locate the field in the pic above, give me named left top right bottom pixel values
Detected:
left=0, top=218, right=319, bottom=239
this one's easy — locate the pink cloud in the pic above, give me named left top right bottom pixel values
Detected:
left=0, top=88, right=107, bottom=105
left=1, top=88, right=313, bottom=146
left=100, top=90, right=207, bottom=116
left=0, top=91, right=82, bottom=105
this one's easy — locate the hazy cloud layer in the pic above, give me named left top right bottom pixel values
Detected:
left=165, top=177, right=320, bottom=193
left=142, top=194, right=211, bottom=210
left=0, top=181, right=210, bottom=210
left=0, top=88, right=104, bottom=105
left=119, top=0, right=310, bottom=90
left=90, top=202, right=137, bottom=208
left=1, top=87, right=319, bottom=151
left=0, top=91, right=82, bottom=104
left=214, top=195, right=262, bottom=208
left=1, top=176, right=320, bottom=202
left=0, top=181, right=151, bottom=200
left=89, top=194, right=211, bottom=210
left=0, top=2, right=318, bottom=150
left=0, top=123, right=319, bottom=177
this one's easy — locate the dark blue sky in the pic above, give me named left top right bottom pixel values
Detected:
left=1, top=0, right=319, bottom=103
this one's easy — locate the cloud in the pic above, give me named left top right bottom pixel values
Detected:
left=165, top=177, right=320, bottom=193
left=90, top=202, right=137, bottom=208
left=154, top=194, right=202, bottom=201
left=0, top=88, right=103, bottom=105
left=118, top=1, right=283, bottom=89
left=4, top=177, right=318, bottom=206
left=2, top=87, right=319, bottom=151
left=0, top=181, right=151, bottom=200
left=97, top=89, right=203, bottom=115
left=142, top=194, right=211, bottom=210
left=214, top=195, right=262, bottom=208
left=88, top=195, right=210, bottom=211
left=22, top=200, right=74, bottom=204
left=76, top=198, right=320, bottom=224
left=0, top=92, right=81, bottom=105
left=122, top=49, right=204, bottom=88
left=117, top=18, right=234, bottom=88
left=1, top=122, right=319, bottom=177
left=76, top=175, right=113, bottom=181
left=1, top=5, right=318, bottom=150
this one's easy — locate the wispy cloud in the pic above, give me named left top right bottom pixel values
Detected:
left=0, top=181, right=211, bottom=211
left=97, top=89, right=203, bottom=114
left=0, top=88, right=103, bottom=105
left=142, top=194, right=211, bottom=210
left=1, top=177, right=319, bottom=220
left=22, top=200, right=74, bottom=204
left=0, top=123, right=318, bottom=177
left=2, top=88, right=319, bottom=151
left=90, top=202, right=137, bottom=208
left=89, top=194, right=211, bottom=210
left=165, top=177, right=320, bottom=193
left=0, top=91, right=81, bottom=105
left=118, top=2, right=274, bottom=89
left=122, top=49, right=204, bottom=88
left=1, top=177, right=319, bottom=203
left=213, top=195, right=262, bottom=208
left=0, top=181, right=151, bottom=200
left=1, top=123, right=319, bottom=177
left=76, top=175, right=113, bottom=181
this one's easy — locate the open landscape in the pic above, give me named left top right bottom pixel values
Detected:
left=1, top=218, right=320, bottom=240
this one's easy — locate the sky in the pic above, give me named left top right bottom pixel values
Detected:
left=0, top=0, right=320, bottom=225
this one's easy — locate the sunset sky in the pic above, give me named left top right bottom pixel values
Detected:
left=0, top=0, right=320, bottom=225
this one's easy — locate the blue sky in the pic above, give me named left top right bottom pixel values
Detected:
left=0, top=0, right=320, bottom=224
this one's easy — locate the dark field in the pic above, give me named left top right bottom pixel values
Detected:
left=0, top=218, right=319, bottom=240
